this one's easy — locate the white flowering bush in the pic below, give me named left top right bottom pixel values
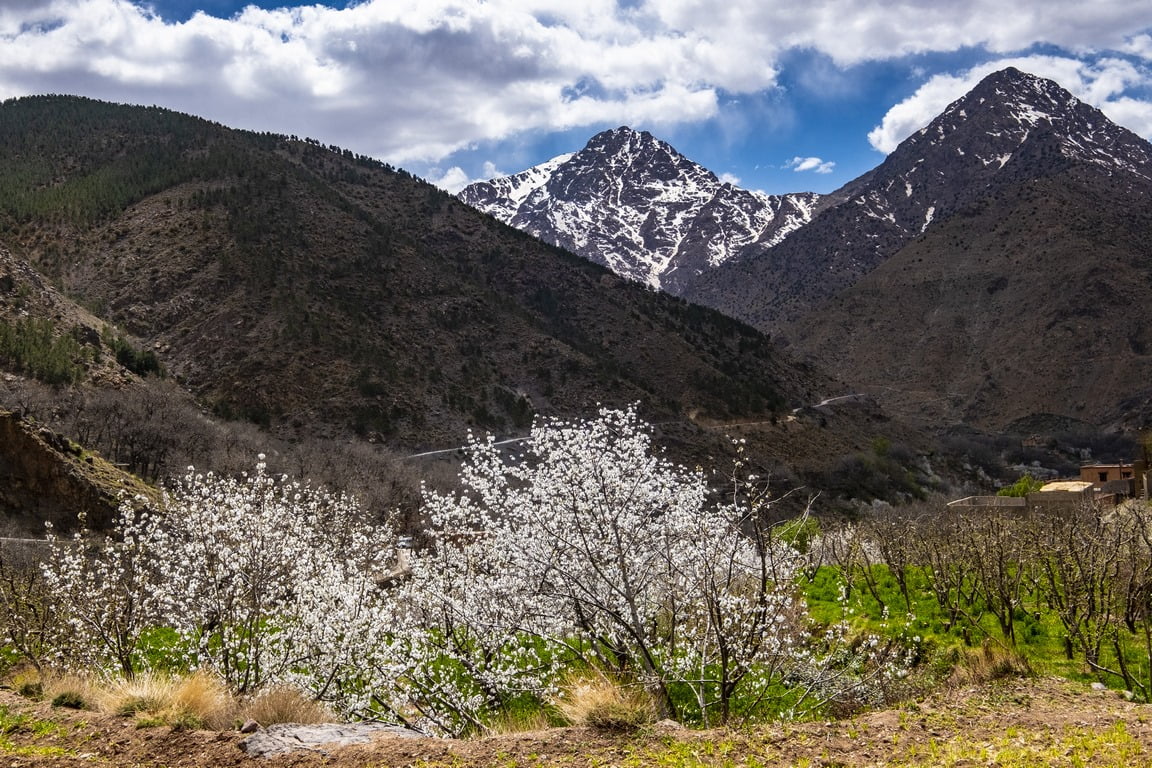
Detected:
left=413, top=408, right=901, bottom=725
left=284, top=557, right=404, bottom=719
left=142, top=460, right=396, bottom=693
left=43, top=458, right=397, bottom=697
left=42, top=505, right=161, bottom=678
left=40, top=410, right=915, bottom=730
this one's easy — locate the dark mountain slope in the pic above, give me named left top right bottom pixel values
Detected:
left=0, top=95, right=832, bottom=455
left=680, top=68, right=1152, bottom=430
left=685, top=67, right=1152, bottom=335
left=790, top=162, right=1152, bottom=430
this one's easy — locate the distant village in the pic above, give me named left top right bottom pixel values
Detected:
left=950, top=460, right=1149, bottom=511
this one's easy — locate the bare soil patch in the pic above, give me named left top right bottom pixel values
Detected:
left=3, top=677, right=1151, bottom=767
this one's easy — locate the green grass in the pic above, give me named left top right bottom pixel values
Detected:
left=0, top=703, right=74, bottom=759
left=893, top=721, right=1150, bottom=767
left=801, top=563, right=1144, bottom=690
left=0, top=704, right=61, bottom=738
left=413, top=721, right=1152, bottom=768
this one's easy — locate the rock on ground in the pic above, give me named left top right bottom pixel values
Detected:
left=239, top=722, right=426, bottom=757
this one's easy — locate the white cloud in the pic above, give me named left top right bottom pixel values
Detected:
left=867, top=55, right=1152, bottom=153
left=649, top=0, right=1152, bottom=67
left=427, top=165, right=473, bottom=193
left=1126, top=33, right=1152, bottom=60
left=785, top=156, right=835, bottom=174
left=719, top=171, right=741, bottom=185
left=0, top=0, right=1149, bottom=171
left=426, top=159, right=507, bottom=192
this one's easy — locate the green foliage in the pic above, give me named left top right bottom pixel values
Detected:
left=100, top=326, right=162, bottom=377
left=49, top=691, right=86, bottom=710
left=896, top=721, right=1145, bottom=767
left=801, top=549, right=1152, bottom=695
left=492, top=386, right=535, bottom=429
left=997, top=474, right=1045, bottom=497
left=0, top=95, right=264, bottom=227
left=774, top=516, right=821, bottom=554
left=16, top=681, right=43, bottom=700
left=0, top=704, right=33, bottom=734
left=0, top=317, right=86, bottom=385
left=816, top=449, right=926, bottom=503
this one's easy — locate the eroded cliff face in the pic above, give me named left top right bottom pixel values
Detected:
left=0, top=411, right=155, bottom=537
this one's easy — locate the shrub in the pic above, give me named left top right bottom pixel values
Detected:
left=0, top=317, right=85, bottom=385
left=17, top=681, right=42, bottom=700
left=240, top=686, right=332, bottom=726
left=36, top=412, right=919, bottom=733
left=553, top=672, right=656, bottom=731
left=414, top=410, right=910, bottom=727
left=997, top=474, right=1045, bottom=497
left=50, top=691, right=86, bottom=710
left=43, top=459, right=396, bottom=695
left=948, top=642, right=1033, bottom=687
left=94, top=672, right=234, bottom=730
left=40, top=673, right=98, bottom=712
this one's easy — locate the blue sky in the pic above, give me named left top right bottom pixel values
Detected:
left=0, top=1, right=1150, bottom=195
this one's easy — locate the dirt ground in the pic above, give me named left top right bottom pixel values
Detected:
left=3, top=677, right=1152, bottom=767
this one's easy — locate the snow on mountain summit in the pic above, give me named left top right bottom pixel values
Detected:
left=919, top=67, right=1152, bottom=181
left=810, top=66, right=1152, bottom=263
left=460, top=127, right=820, bottom=293
left=683, top=66, right=1152, bottom=335
left=461, top=70, right=1152, bottom=303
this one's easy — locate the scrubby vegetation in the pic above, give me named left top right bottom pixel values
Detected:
left=3, top=408, right=1152, bottom=747
left=0, top=317, right=86, bottom=386
left=5, top=410, right=916, bottom=737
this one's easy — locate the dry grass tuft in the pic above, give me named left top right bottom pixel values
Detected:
left=552, top=672, right=656, bottom=731
left=5, top=665, right=45, bottom=700
left=42, top=672, right=100, bottom=710
left=170, top=671, right=235, bottom=730
left=949, top=642, right=1033, bottom=687
left=93, top=671, right=235, bottom=730
left=239, top=686, right=333, bottom=726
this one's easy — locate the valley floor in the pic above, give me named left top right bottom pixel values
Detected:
left=3, top=677, right=1151, bottom=767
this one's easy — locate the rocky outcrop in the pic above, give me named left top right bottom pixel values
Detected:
left=0, top=411, right=154, bottom=536
left=460, top=127, right=819, bottom=292
left=239, top=722, right=426, bottom=757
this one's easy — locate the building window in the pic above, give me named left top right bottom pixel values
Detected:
left=1099, top=471, right=1109, bottom=482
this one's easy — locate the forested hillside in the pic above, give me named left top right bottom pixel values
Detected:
left=0, top=95, right=935, bottom=519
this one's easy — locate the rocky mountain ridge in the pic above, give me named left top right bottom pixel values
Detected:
left=461, top=68, right=1152, bottom=431
left=0, top=95, right=885, bottom=488
left=688, top=67, right=1152, bottom=328
left=460, top=127, right=820, bottom=293
left=705, top=68, right=1152, bottom=430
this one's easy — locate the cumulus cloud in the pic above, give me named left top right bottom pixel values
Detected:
left=785, top=156, right=835, bottom=174
left=0, top=0, right=737, bottom=164
left=427, top=166, right=472, bottom=193
left=719, top=171, right=741, bottom=185
left=867, top=55, right=1152, bottom=153
left=0, top=0, right=1149, bottom=171
left=649, top=0, right=1152, bottom=67
left=1126, top=33, right=1152, bottom=60
left=427, top=160, right=505, bottom=192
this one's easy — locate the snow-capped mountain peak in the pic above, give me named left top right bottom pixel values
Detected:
left=461, top=69, right=1152, bottom=304
left=682, top=66, right=1152, bottom=336
left=460, top=126, right=820, bottom=293
left=905, top=67, right=1152, bottom=183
